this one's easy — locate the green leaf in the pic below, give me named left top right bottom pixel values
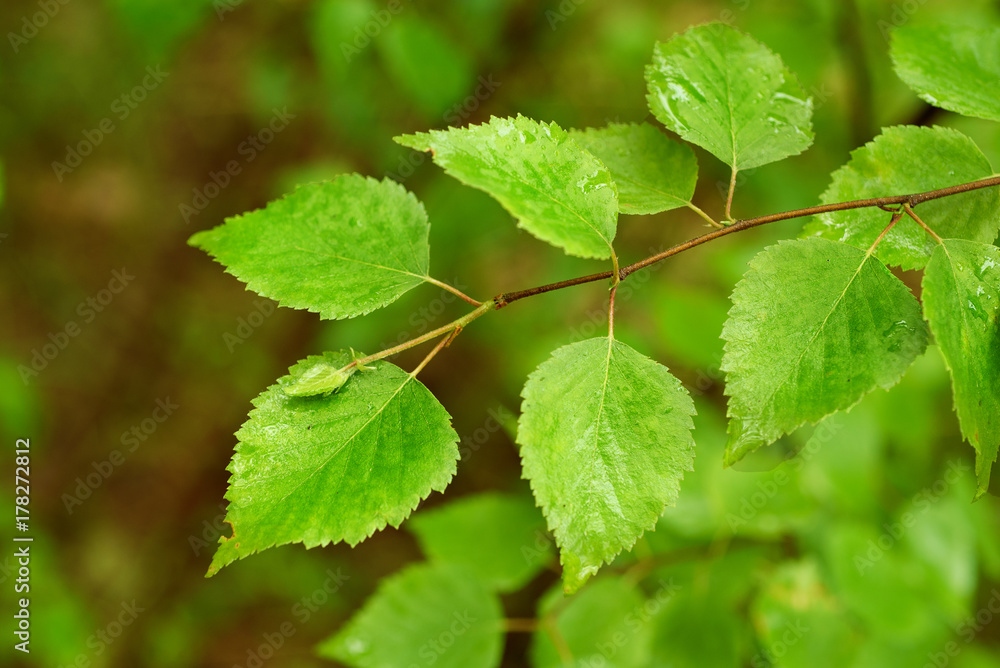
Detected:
left=408, top=492, right=552, bottom=592
left=517, top=337, right=696, bottom=593
left=531, top=577, right=654, bottom=668
left=207, top=351, right=459, bottom=575
left=395, top=116, right=619, bottom=259
left=922, top=239, right=1000, bottom=497
left=751, top=561, right=861, bottom=668
left=569, top=122, right=698, bottom=215
left=645, top=22, right=813, bottom=171
left=803, top=125, right=1000, bottom=270
left=317, top=563, right=503, bottom=668
left=279, top=358, right=354, bottom=397
left=189, top=174, right=430, bottom=320
left=648, top=584, right=742, bottom=668
left=378, top=16, right=474, bottom=118
left=892, top=24, right=1000, bottom=122
left=721, top=238, right=928, bottom=466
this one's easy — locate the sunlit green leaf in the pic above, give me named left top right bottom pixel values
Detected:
left=923, top=239, right=1000, bottom=497
left=645, top=22, right=813, bottom=171
left=317, top=563, right=503, bottom=668
left=518, top=337, right=696, bottom=592
left=892, top=24, right=1000, bottom=122
left=408, top=492, right=552, bottom=592
left=207, top=351, right=459, bottom=575
left=722, top=238, right=928, bottom=465
left=396, top=116, right=619, bottom=259
left=189, top=174, right=430, bottom=320
left=569, top=122, right=698, bottom=215
left=803, top=125, right=1000, bottom=270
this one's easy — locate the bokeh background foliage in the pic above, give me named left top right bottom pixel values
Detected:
left=3, top=0, right=1000, bottom=666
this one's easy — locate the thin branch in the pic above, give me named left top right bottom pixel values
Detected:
left=357, top=175, right=1000, bottom=374
left=342, top=300, right=495, bottom=372
left=503, top=618, right=540, bottom=633
left=903, top=202, right=944, bottom=244
left=495, top=174, right=1000, bottom=306
left=424, top=276, right=483, bottom=306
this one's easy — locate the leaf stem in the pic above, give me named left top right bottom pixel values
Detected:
left=343, top=300, right=495, bottom=372
left=903, top=203, right=944, bottom=244
left=867, top=210, right=905, bottom=254
left=542, top=617, right=574, bottom=664
left=409, top=333, right=452, bottom=378
left=724, top=166, right=738, bottom=222
left=424, top=276, right=483, bottom=306
left=608, top=284, right=618, bottom=339
left=495, top=174, right=1000, bottom=306
left=686, top=201, right=725, bottom=228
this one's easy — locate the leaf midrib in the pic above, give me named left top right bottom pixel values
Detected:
left=753, top=247, right=873, bottom=426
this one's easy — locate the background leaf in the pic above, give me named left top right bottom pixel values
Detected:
left=892, top=24, right=1000, bottom=122
left=531, top=577, right=654, bottom=668
left=750, top=561, right=862, bottom=668
left=518, top=337, right=696, bottom=592
left=395, top=116, right=619, bottom=259
left=408, top=491, right=553, bottom=592
left=569, top=122, right=698, bottom=215
left=645, top=22, right=813, bottom=171
left=318, top=562, right=504, bottom=668
left=208, top=351, right=459, bottom=575
left=803, top=125, right=1000, bottom=270
left=721, top=238, right=928, bottom=465
left=189, top=174, right=430, bottom=320
left=922, top=239, right=1000, bottom=497
left=377, top=16, right=475, bottom=119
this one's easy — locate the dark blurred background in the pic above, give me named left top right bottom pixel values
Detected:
left=3, top=0, right=1000, bottom=666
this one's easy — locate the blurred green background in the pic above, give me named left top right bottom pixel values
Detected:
left=3, top=0, right=1000, bottom=666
